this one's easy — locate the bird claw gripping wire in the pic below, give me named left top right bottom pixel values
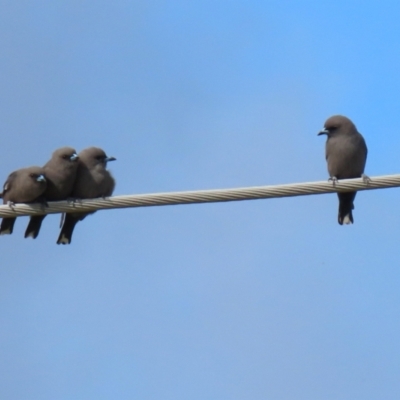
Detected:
left=328, top=176, right=338, bottom=187
left=362, top=174, right=371, bottom=185
left=66, top=197, right=84, bottom=205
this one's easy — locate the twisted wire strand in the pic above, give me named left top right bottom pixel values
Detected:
left=0, top=174, right=399, bottom=218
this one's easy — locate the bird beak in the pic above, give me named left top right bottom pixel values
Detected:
left=70, top=153, right=79, bottom=161
left=105, top=156, right=116, bottom=162
left=318, top=128, right=329, bottom=136
left=36, top=175, right=46, bottom=182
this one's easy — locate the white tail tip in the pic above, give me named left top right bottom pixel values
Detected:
left=342, top=214, right=353, bottom=225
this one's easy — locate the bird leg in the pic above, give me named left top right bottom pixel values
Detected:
left=328, top=176, right=338, bottom=187
left=69, top=197, right=83, bottom=206
left=362, top=174, right=371, bottom=184
left=66, top=197, right=79, bottom=204
left=6, top=201, right=15, bottom=210
left=37, top=196, right=49, bottom=210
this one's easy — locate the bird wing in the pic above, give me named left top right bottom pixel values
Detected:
left=1, top=171, right=18, bottom=196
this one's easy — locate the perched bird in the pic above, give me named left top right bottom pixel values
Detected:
left=57, top=147, right=116, bottom=244
left=24, top=147, right=79, bottom=239
left=0, top=166, right=47, bottom=235
left=318, top=115, right=368, bottom=224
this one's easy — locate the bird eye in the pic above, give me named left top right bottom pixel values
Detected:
left=62, top=154, right=70, bottom=159
left=29, top=173, right=36, bottom=178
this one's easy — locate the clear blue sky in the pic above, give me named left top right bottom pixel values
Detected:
left=1, top=1, right=400, bottom=399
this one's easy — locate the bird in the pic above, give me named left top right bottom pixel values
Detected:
left=0, top=166, right=47, bottom=235
left=24, top=147, right=79, bottom=239
left=318, top=115, right=368, bottom=225
left=57, top=147, right=116, bottom=244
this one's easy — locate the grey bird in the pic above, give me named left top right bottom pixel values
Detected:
left=0, top=166, right=47, bottom=235
left=318, top=115, right=368, bottom=225
left=57, top=147, right=116, bottom=244
left=24, top=147, right=79, bottom=239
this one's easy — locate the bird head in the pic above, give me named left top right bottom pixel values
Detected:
left=318, top=115, right=357, bottom=137
left=79, top=147, right=116, bottom=169
left=53, top=147, right=79, bottom=163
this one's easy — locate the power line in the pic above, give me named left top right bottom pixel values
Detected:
left=0, top=174, right=399, bottom=218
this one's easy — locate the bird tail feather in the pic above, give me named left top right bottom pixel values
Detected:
left=0, top=218, right=16, bottom=235
left=337, top=192, right=356, bottom=225
left=57, top=215, right=78, bottom=245
left=24, top=215, right=46, bottom=239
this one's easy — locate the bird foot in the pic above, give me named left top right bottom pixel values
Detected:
left=66, top=197, right=78, bottom=204
left=7, top=201, right=15, bottom=210
left=328, top=176, right=338, bottom=187
left=67, top=197, right=83, bottom=207
left=39, top=200, right=48, bottom=210
left=362, top=174, right=371, bottom=185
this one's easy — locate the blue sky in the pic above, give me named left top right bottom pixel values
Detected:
left=1, top=1, right=400, bottom=399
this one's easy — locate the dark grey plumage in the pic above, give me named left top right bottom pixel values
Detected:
left=25, top=147, right=79, bottom=239
left=318, top=115, right=368, bottom=224
left=0, top=166, right=47, bottom=235
left=57, top=147, right=116, bottom=245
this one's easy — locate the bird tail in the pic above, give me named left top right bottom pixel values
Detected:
left=24, top=215, right=46, bottom=239
left=57, top=214, right=79, bottom=245
left=0, top=218, right=16, bottom=235
left=337, top=192, right=357, bottom=225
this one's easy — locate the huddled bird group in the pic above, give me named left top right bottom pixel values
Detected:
left=0, top=146, right=115, bottom=244
left=0, top=114, right=369, bottom=245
